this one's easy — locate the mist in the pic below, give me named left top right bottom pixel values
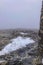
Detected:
left=0, top=0, right=42, bottom=29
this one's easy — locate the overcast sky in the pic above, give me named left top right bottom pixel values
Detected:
left=0, top=0, right=42, bottom=29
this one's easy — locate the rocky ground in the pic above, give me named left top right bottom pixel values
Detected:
left=0, top=29, right=39, bottom=65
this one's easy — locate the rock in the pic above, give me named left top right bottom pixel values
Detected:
left=22, top=58, right=32, bottom=65
left=6, top=59, right=23, bottom=65
left=0, top=60, right=7, bottom=65
left=32, top=57, right=41, bottom=65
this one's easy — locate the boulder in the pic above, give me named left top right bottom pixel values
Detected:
left=0, top=60, right=7, bottom=65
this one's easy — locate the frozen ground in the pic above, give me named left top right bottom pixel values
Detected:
left=0, top=36, right=35, bottom=55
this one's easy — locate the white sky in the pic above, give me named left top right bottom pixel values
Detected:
left=0, top=0, right=42, bottom=29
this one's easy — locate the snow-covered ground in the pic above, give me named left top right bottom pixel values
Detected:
left=0, top=36, right=35, bottom=56
left=20, top=32, right=28, bottom=35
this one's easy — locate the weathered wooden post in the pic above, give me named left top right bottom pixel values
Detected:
left=38, top=0, right=43, bottom=64
left=32, top=0, right=43, bottom=65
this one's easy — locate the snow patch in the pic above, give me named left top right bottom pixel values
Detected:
left=0, top=36, right=35, bottom=55
left=20, top=32, right=28, bottom=35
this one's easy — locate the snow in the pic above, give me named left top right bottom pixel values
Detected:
left=0, top=60, right=7, bottom=63
left=0, top=36, right=35, bottom=56
left=20, top=32, right=28, bottom=35
left=42, top=59, right=43, bottom=64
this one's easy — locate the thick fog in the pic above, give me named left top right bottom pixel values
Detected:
left=0, top=0, right=42, bottom=29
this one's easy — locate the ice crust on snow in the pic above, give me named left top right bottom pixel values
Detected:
left=0, top=36, right=35, bottom=55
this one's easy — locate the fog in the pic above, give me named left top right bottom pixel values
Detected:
left=0, top=0, right=42, bottom=29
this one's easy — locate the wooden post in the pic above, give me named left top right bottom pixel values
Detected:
left=37, top=0, right=43, bottom=65
left=32, top=1, right=43, bottom=65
